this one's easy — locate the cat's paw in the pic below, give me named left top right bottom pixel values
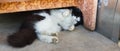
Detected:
left=51, top=36, right=59, bottom=44
left=38, top=35, right=59, bottom=44
left=68, top=25, right=75, bottom=31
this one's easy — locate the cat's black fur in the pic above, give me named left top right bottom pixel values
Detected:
left=7, top=15, right=45, bottom=48
left=71, top=7, right=83, bottom=26
left=7, top=7, right=83, bottom=48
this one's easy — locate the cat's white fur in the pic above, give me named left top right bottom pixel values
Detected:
left=34, top=12, right=60, bottom=43
left=34, top=9, right=80, bottom=43
left=34, top=12, right=61, bottom=35
left=50, top=9, right=77, bottom=30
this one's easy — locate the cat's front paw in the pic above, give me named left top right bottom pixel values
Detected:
left=51, top=36, right=59, bottom=44
left=68, top=25, right=75, bottom=31
left=38, top=35, right=59, bottom=44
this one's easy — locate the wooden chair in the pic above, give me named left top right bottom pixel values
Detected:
left=0, top=0, right=98, bottom=30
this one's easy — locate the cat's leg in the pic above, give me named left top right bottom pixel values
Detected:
left=49, top=33, right=58, bottom=36
left=37, top=34, right=59, bottom=44
left=39, top=32, right=58, bottom=36
left=35, top=31, right=59, bottom=36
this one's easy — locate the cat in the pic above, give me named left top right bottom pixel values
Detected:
left=7, top=7, right=83, bottom=47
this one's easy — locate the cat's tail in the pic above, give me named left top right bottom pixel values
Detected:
left=7, top=28, right=37, bottom=48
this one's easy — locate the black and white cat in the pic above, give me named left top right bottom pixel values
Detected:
left=7, top=7, right=83, bottom=47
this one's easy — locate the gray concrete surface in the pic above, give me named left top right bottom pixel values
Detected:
left=0, top=14, right=120, bottom=51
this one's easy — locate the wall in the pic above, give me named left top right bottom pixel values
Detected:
left=96, top=0, right=120, bottom=42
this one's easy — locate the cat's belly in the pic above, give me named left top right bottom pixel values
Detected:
left=34, top=17, right=61, bottom=35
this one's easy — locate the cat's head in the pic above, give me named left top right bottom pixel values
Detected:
left=58, top=9, right=83, bottom=31
left=60, top=8, right=83, bottom=31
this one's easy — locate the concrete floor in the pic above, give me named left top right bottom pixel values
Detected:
left=0, top=14, right=120, bottom=51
